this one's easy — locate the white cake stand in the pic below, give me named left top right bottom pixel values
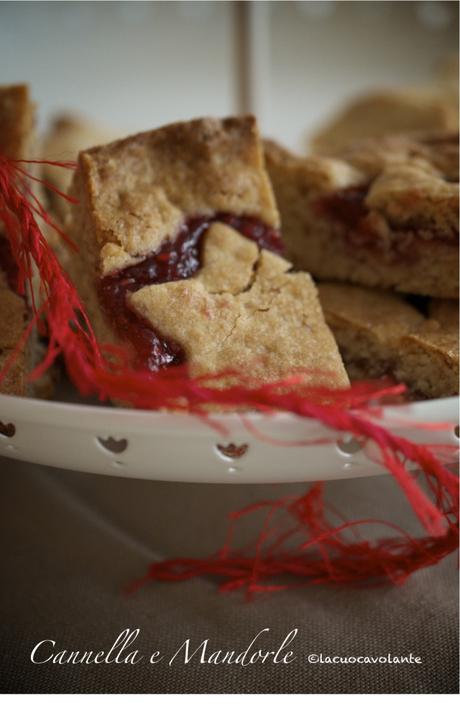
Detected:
left=0, top=393, right=458, bottom=483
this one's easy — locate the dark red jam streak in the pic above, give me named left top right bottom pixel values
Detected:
left=316, top=185, right=369, bottom=232
left=315, top=184, right=394, bottom=253
left=98, top=214, right=283, bottom=371
left=316, top=184, right=458, bottom=252
left=0, top=233, right=19, bottom=292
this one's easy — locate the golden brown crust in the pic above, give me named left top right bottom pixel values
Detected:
left=318, top=281, right=458, bottom=398
left=265, top=133, right=459, bottom=298
left=311, top=87, right=458, bottom=155
left=0, top=278, right=29, bottom=395
left=318, top=282, right=423, bottom=344
left=130, top=226, right=348, bottom=387
left=0, top=85, right=35, bottom=396
left=67, top=115, right=283, bottom=354
left=74, top=116, right=280, bottom=277
left=0, top=278, right=29, bottom=346
left=340, top=131, right=459, bottom=183
left=0, top=84, right=33, bottom=159
left=68, top=116, right=348, bottom=391
left=396, top=325, right=459, bottom=399
left=42, top=113, right=118, bottom=223
left=0, top=350, right=27, bottom=396
left=400, top=296, right=459, bottom=398
left=318, top=282, right=423, bottom=381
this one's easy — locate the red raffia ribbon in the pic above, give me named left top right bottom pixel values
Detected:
left=0, top=154, right=458, bottom=597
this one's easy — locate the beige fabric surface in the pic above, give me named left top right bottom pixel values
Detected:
left=0, top=456, right=457, bottom=694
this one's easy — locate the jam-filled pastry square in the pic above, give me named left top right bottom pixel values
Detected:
left=130, top=223, right=349, bottom=385
left=310, top=86, right=458, bottom=155
left=67, top=115, right=348, bottom=389
left=265, top=131, right=459, bottom=299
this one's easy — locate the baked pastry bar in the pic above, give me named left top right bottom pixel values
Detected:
left=0, top=84, right=34, bottom=159
left=265, top=132, right=459, bottom=299
left=311, top=88, right=458, bottom=155
left=129, top=225, right=347, bottom=384
left=318, top=282, right=459, bottom=399
left=0, top=84, right=35, bottom=395
left=317, top=283, right=423, bottom=380
left=310, top=57, right=459, bottom=154
left=0, top=241, right=31, bottom=395
left=42, top=113, right=119, bottom=222
left=67, top=116, right=348, bottom=389
left=396, top=298, right=459, bottom=398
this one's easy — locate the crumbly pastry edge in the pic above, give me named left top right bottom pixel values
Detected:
left=264, top=134, right=459, bottom=299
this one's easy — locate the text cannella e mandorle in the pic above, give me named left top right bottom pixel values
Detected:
left=30, top=628, right=297, bottom=667
left=29, top=628, right=423, bottom=668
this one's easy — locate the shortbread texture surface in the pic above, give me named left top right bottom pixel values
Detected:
left=131, top=225, right=348, bottom=386
left=0, top=84, right=34, bottom=395
left=42, top=114, right=118, bottom=222
left=72, top=115, right=280, bottom=277
left=396, top=298, right=459, bottom=398
left=68, top=116, right=348, bottom=389
left=319, top=282, right=458, bottom=398
left=265, top=132, right=459, bottom=299
left=311, top=87, right=458, bottom=154
left=0, top=84, right=33, bottom=159
left=0, top=267, right=29, bottom=395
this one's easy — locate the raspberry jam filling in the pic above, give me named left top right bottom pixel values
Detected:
left=0, top=234, right=19, bottom=292
left=316, top=185, right=369, bottom=232
left=98, top=214, right=283, bottom=371
left=316, top=185, right=458, bottom=252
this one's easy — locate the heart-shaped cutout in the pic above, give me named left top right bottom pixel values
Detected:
left=97, top=436, right=128, bottom=454
left=336, top=435, right=365, bottom=457
left=0, top=421, right=16, bottom=438
left=216, top=442, right=249, bottom=459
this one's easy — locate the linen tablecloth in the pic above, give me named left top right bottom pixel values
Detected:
left=0, top=456, right=457, bottom=693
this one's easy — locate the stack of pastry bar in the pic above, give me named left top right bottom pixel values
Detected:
left=0, top=85, right=114, bottom=397
left=64, top=115, right=349, bottom=391
left=265, top=130, right=459, bottom=399
left=0, top=85, right=35, bottom=395
left=1, top=95, right=350, bottom=395
left=1, top=77, right=458, bottom=402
